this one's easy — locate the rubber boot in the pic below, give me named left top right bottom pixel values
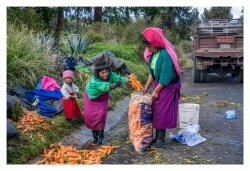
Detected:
left=151, top=129, right=166, bottom=149
left=91, top=130, right=98, bottom=145
left=98, top=130, right=105, bottom=146
left=151, top=129, right=158, bottom=144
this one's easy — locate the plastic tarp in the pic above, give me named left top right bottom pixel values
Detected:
left=54, top=50, right=131, bottom=76
left=7, top=119, right=20, bottom=138
left=7, top=94, right=17, bottom=119
left=128, top=93, right=153, bottom=152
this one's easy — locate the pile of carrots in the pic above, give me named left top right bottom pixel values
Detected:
left=10, top=108, right=55, bottom=142
left=36, top=142, right=117, bottom=164
left=130, top=73, right=144, bottom=91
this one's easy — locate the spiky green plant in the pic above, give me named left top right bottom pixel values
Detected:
left=59, top=34, right=92, bottom=56
left=29, top=30, right=57, bottom=53
left=7, top=23, right=60, bottom=89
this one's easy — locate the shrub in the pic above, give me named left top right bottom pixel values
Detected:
left=180, top=40, right=193, bottom=53
left=86, top=42, right=144, bottom=64
left=7, top=23, right=60, bottom=89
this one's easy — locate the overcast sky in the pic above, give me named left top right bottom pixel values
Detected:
left=194, top=6, right=243, bottom=19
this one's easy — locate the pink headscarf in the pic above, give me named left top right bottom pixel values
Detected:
left=142, top=27, right=181, bottom=76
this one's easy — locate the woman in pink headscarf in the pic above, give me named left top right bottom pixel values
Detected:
left=142, top=27, right=182, bottom=148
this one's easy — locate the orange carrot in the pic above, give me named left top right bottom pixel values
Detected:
left=59, top=158, right=64, bottom=164
left=35, top=160, right=42, bottom=164
left=49, top=144, right=54, bottom=149
left=22, top=129, right=28, bottom=133
left=98, top=149, right=107, bottom=154
left=16, top=125, right=23, bottom=129
left=43, top=148, right=47, bottom=154
left=107, top=148, right=112, bottom=155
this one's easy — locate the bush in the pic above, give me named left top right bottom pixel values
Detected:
left=7, top=23, right=60, bottom=89
left=82, top=22, right=118, bottom=44
left=86, top=42, right=144, bottom=64
left=84, top=29, right=104, bottom=43
left=180, top=40, right=193, bottom=53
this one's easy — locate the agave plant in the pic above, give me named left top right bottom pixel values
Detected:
left=29, top=31, right=57, bottom=53
left=60, top=34, right=92, bottom=56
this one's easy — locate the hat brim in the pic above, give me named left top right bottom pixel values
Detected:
left=94, top=63, right=110, bottom=70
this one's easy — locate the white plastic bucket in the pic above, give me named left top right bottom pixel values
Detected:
left=178, top=103, right=200, bottom=128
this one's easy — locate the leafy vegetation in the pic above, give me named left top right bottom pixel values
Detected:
left=59, top=34, right=92, bottom=56
left=7, top=23, right=60, bottom=89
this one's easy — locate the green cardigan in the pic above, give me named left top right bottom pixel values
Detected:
left=86, top=72, right=127, bottom=100
left=148, top=48, right=177, bottom=86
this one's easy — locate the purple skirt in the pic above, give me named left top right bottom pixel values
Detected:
left=152, top=80, right=181, bottom=129
left=83, top=89, right=110, bottom=130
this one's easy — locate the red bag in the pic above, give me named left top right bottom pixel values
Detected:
left=62, top=99, right=82, bottom=119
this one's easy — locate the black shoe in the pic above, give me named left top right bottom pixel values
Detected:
left=151, top=141, right=165, bottom=149
left=97, top=130, right=105, bottom=146
left=151, top=129, right=166, bottom=149
left=91, top=130, right=98, bottom=145
left=151, top=129, right=158, bottom=145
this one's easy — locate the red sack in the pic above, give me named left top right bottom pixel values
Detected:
left=62, top=99, right=82, bottom=119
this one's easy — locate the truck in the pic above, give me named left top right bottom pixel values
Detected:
left=192, top=18, right=243, bottom=83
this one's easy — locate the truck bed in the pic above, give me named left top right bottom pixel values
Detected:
left=193, top=35, right=243, bottom=57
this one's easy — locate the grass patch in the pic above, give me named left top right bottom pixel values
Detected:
left=180, top=93, right=205, bottom=104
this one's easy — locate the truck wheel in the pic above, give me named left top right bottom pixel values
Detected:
left=192, top=56, right=200, bottom=83
left=200, top=70, right=207, bottom=83
left=237, top=70, right=243, bottom=83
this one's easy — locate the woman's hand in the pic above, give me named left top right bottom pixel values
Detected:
left=142, top=85, right=149, bottom=95
left=151, top=90, right=159, bottom=100
left=126, top=75, right=131, bottom=83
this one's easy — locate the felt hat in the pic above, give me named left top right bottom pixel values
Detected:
left=94, top=56, right=109, bottom=70
left=63, top=70, right=74, bottom=79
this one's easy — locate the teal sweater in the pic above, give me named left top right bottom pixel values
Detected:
left=149, top=48, right=177, bottom=86
left=86, top=72, right=126, bottom=100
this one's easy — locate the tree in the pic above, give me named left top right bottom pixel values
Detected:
left=34, top=7, right=58, bottom=32
left=7, top=7, right=47, bottom=32
left=54, top=7, right=64, bottom=48
left=201, top=7, right=233, bottom=20
left=94, top=7, right=102, bottom=22
left=162, top=7, right=194, bottom=42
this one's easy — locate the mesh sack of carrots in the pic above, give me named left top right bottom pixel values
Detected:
left=128, top=93, right=153, bottom=152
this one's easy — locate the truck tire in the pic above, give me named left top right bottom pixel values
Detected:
left=192, top=56, right=200, bottom=83
left=237, top=69, right=243, bottom=83
left=200, top=70, right=207, bottom=83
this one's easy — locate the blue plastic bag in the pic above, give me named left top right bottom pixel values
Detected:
left=170, top=124, right=206, bottom=146
left=226, top=110, right=235, bottom=119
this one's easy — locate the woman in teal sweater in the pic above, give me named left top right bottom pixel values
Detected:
left=142, top=27, right=182, bottom=149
